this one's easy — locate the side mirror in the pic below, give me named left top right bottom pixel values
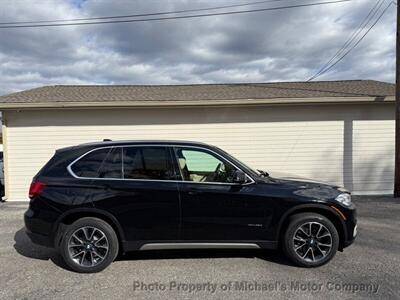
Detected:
left=233, top=169, right=246, bottom=184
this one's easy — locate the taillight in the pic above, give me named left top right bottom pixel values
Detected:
left=29, top=181, right=46, bottom=199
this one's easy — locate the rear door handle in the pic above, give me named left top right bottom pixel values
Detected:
left=187, top=190, right=203, bottom=195
left=103, top=183, right=125, bottom=191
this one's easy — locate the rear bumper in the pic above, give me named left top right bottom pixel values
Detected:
left=24, top=201, right=59, bottom=248
left=25, top=226, right=53, bottom=248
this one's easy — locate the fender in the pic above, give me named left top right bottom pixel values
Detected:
left=53, top=207, right=127, bottom=243
left=276, top=203, right=348, bottom=242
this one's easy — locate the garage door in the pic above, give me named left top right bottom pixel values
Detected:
left=3, top=103, right=394, bottom=201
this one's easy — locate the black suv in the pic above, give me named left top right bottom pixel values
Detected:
left=25, top=140, right=357, bottom=273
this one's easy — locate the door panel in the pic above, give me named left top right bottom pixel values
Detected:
left=178, top=182, right=270, bottom=240
left=172, top=146, right=272, bottom=241
left=80, top=145, right=181, bottom=241
left=92, top=179, right=180, bottom=241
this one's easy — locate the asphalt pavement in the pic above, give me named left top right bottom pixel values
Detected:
left=0, top=196, right=399, bottom=299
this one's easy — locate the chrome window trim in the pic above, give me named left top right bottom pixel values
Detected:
left=67, top=144, right=256, bottom=185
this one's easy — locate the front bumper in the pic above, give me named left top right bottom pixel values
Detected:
left=343, top=224, right=357, bottom=247
left=341, top=204, right=357, bottom=249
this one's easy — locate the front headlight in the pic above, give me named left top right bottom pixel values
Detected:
left=335, top=193, right=352, bottom=207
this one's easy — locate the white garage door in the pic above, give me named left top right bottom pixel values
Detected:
left=3, top=103, right=394, bottom=201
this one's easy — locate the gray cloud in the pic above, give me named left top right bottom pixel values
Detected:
left=0, top=0, right=395, bottom=95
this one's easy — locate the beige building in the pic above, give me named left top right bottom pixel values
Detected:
left=0, top=80, right=395, bottom=201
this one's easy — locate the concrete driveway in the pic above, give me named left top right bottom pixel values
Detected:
left=0, top=196, right=399, bottom=299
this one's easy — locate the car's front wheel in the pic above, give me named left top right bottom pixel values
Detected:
left=60, top=217, right=119, bottom=273
left=283, top=213, right=339, bottom=267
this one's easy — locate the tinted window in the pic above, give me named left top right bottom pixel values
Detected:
left=71, top=148, right=122, bottom=178
left=123, top=147, right=174, bottom=180
left=175, top=147, right=237, bottom=183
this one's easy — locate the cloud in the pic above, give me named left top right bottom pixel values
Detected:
left=0, top=0, right=395, bottom=95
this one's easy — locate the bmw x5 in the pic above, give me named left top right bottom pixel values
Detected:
left=25, top=140, right=357, bottom=273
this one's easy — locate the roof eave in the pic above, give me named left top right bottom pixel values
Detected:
left=0, top=95, right=394, bottom=110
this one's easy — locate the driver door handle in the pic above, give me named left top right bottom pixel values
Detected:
left=187, top=190, right=203, bottom=196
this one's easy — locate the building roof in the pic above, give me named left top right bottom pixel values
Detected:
left=0, top=80, right=395, bottom=109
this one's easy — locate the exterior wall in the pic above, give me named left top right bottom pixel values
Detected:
left=2, top=103, right=395, bottom=201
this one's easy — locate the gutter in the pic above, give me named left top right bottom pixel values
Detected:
left=0, top=95, right=395, bottom=110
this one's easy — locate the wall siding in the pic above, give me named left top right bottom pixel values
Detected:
left=3, top=103, right=394, bottom=200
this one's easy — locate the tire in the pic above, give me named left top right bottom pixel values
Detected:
left=60, top=217, right=119, bottom=273
left=283, top=213, right=339, bottom=267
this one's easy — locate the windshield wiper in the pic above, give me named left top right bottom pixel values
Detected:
left=257, top=170, right=269, bottom=177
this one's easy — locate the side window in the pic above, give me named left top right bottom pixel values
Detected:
left=71, top=148, right=122, bottom=179
left=123, top=147, right=175, bottom=180
left=175, top=148, right=237, bottom=183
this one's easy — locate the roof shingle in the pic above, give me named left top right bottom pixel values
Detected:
left=0, top=80, right=394, bottom=105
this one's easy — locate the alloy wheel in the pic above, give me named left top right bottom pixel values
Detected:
left=293, top=221, right=333, bottom=263
left=67, top=226, right=109, bottom=267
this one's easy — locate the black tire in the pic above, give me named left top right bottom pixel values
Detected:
left=60, top=217, right=119, bottom=273
left=283, top=213, right=339, bottom=267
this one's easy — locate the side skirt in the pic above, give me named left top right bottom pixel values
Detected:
left=122, top=240, right=278, bottom=252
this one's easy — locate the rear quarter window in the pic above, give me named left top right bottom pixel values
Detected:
left=71, top=148, right=122, bottom=179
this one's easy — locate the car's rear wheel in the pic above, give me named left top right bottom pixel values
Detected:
left=60, top=217, right=119, bottom=273
left=283, top=213, right=339, bottom=267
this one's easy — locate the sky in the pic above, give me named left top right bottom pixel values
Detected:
left=0, top=0, right=396, bottom=95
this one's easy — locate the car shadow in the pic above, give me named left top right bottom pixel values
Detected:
left=117, top=248, right=294, bottom=267
left=14, top=227, right=295, bottom=272
left=13, top=227, right=73, bottom=271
